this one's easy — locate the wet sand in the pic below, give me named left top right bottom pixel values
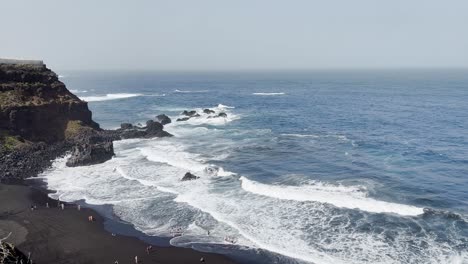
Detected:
left=0, top=184, right=237, bottom=264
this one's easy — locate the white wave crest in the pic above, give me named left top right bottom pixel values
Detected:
left=240, top=177, right=424, bottom=216
left=253, top=92, right=285, bottom=96
left=281, top=133, right=320, bottom=138
left=174, top=89, right=209, bottom=93
left=217, top=104, right=235, bottom=109
left=79, top=93, right=143, bottom=102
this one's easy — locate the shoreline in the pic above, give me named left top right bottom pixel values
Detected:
left=0, top=182, right=240, bottom=264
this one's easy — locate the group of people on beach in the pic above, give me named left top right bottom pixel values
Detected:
left=29, top=200, right=214, bottom=263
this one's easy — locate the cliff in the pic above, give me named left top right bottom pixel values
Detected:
left=0, top=60, right=172, bottom=182
left=0, top=63, right=99, bottom=144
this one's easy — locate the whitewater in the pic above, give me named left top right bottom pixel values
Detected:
left=38, top=71, right=468, bottom=264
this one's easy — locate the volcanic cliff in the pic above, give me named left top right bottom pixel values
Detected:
left=0, top=62, right=99, bottom=143
left=0, top=60, right=172, bottom=181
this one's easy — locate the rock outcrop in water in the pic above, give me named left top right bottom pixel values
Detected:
left=181, top=172, right=199, bottom=181
left=156, top=114, right=171, bottom=125
left=176, top=108, right=228, bottom=122
left=0, top=60, right=173, bottom=181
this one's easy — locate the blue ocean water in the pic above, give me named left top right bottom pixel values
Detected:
left=43, top=70, right=468, bottom=263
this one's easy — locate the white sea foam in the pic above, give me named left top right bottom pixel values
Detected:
left=217, top=104, right=235, bottom=109
left=281, top=133, right=320, bottom=138
left=240, top=177, right=424, bottom=216
left=80, top=93, right=143, bottom=102
left=174, top=89, right=209, bottom=93
left=281, top=133, right=350, bottom=141
left=253, top=92, right=285, bottom=96
left=40, top=140, right=466, bottom=264
left=39, top=103, right=465, bottom=264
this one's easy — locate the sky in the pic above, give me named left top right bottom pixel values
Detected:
left=1, top=0, right=468, bottom=71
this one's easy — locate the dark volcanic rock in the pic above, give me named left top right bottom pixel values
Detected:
left=146, top=120, right=163, bottom=132
left=120, top=123, right=133, bottom=130
left=0, top=141, right=70, bottom=181
left=66, top=141, right=114, bottom=167
left=182, top=110, right=197, bottom=117
left=203, top=109, right=215, bottom=114
left=156, top=114, right=171, bottom=125
left=207, top=112, right=228, bottom=119
left=120, top=129, right=147, bottom=139
left=181, top=172, right=199, bottom=181
left=176, top=117, right=190, bottom=122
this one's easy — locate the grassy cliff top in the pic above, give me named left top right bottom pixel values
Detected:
left=0, top=64, right=82, bottom=109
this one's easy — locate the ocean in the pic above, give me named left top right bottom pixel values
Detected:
left=40, top=70, right=468, bottom=263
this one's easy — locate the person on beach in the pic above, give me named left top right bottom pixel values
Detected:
left=146, top=245, right=152, bottom=254
left=134, top=255, right=138, bottom=263
left=30, top=205, right=34, bottom=211
left=78, top=204, right=81, bottom=211
left=46, top=202, right=49, bottom=208
left=88, top=215, right=94, bottom=222
left=200, top=257, right=206, bottom=262
left=61, top=203, right=65, bottom=210
left=114, top=261, right=119, bottom=264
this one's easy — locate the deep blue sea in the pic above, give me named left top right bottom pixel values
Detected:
left=41, top=70, right=468, bottom=263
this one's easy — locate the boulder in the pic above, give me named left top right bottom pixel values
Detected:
left=218, top=112, right=227, bottom=118
left=120, top=123, right=133, bottom=130
left=182, top=110, right=198, bottom=117
left=176, top=117, right=190, bottom=122
left=66, top=141, right=114, bottom=167
left=146, top=120, right=163, bottom=133
left=203, top=109, right=215, bottom=114
left=156, top=114, right=171, bottom=125
left=181, top=172, right=199, bottom=181
left=120, top=129, right=147, bottom=139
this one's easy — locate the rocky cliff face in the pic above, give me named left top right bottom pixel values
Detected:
left=0, top=63, right=99, bottom=143
left=0, top=61, right=172, bottom=182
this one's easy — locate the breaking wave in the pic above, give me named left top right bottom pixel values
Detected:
left=174, top=89, right=209, bottom=93
left=253, top=92, right=285, bottom=96
left=240, top=177, right=424, bottom=216
left=79, top=93, right=143, bottom=102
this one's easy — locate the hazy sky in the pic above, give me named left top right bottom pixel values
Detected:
left=1, top=0, right=468, bottom=71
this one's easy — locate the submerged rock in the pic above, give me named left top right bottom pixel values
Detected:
left=156, top=114, right=172, bottom=125
left=218, top=112, right=227, bottom=118
left=176, top=117, right=190, bottom=122
left=181, top=172, right=199, bottom=181
left=204, top=165, right=220, bottom=176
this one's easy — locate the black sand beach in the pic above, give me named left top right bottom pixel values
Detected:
left=0, top=184, right=237, bottom=264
